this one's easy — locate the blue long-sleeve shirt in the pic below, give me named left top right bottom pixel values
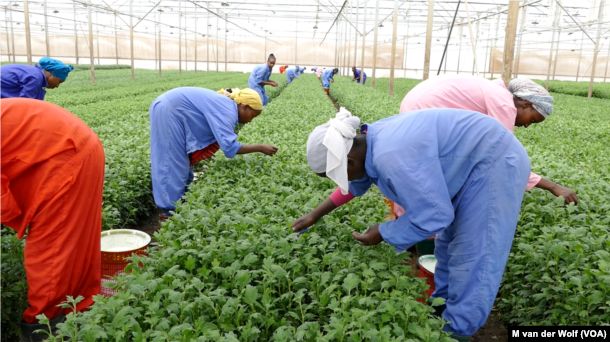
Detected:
left=248, top=63, right=272, bottom=106
left=321, top=69, right=335, bottom=88
left=153, top=87, right=242, bottom=158
left=348, top=109, right=521, bottom=252
left=353, top=69, right=367, bottom=84
left=1, top=64, right=48, bottom=100
left=286, top=68, right=299, bottom=83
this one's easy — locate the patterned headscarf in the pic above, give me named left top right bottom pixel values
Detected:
left=508, top=78, right=554, bottom=118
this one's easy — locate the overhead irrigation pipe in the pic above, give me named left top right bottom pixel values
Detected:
left=187, top=0, right=280, bottom=44
left=134, top=0, right=162, bottom=28
left=437, top=0, right=461, bottom=75
left=318, top=0, right=362, bottom=36
left=319, top=0, right=347, bottom=46
left=464, top=0, right=479, bottom=77
left=554, top=0, right=596, bottom=44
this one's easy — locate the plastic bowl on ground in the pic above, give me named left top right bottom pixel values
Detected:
left=100, top=229, right=151, bottom=296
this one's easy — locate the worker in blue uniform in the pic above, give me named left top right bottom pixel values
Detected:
left=149, top=87, right=278, bottom=221
left=292, top=108, right=531, bottom=342
left=351, top=66, right=367, bottom=85
left=1, top=57, right=74, bottom=100
left=286, top=66, right=300, bottom=84
left=248, top=54, right=279, bottom=106
left=321, top=68, right=338, bottom=95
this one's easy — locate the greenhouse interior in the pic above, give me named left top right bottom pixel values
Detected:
left=1, top=0, right=609, bottom=341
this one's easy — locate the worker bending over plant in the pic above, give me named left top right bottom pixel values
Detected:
left=286, top=66, right=300, bottom=84
left=391, top=76, right=577, bottom=220
left=292, top=108, right=531, bottom=342
left=149, top=87, right=278, bottom=221
left=321, top=68, right=338, bottom=95
left=248, top=53, right=279, bottom=106
left=1, top=57, right=74, bottom=100
left=351, top=66, right=367, bottom=85
left=1, top=98, right=105, bottom=341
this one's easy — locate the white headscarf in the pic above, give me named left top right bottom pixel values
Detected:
left=306, top=107, right=361, bottom=195
left=508, top=78, right=554, bottom=118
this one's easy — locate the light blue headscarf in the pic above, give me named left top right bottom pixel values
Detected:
left=508, top=78, right=554, bottom=118
left=38, top=57, right=74, bottom=81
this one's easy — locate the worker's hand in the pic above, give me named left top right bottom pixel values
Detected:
left=352, top=224, right=383, bottom=246
left=271, top=81, right=279, bottom=87
left=331, top=79, right=335, bottom=83
left=550, top=185, right=578, bottom=205
left=292, top=213, right=318, bottom=233
left=259, top=144, right=278, bottom=156
left=351, top=79, right=356, bottom=82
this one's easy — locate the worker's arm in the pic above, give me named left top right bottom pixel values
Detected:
left=19, top=76, right=43, bottom=99
left=534, top=177, right=578, bottom=204
left=291, top=198, right=337, bottom=232
left=236, top=144, right=278, bottom=156
left=1, top=174, right=23, bottom=224
left=260, top=80, right=279, bottom=87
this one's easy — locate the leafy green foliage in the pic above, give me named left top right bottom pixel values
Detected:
left=47, top=75, right=454, bottom=341
left=1, top=227, right=28, bottom=342
left=532, top=79, right=610, bottom=99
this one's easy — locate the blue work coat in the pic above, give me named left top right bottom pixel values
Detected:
left=248, top=63, right=272, bottom=106
left=286, top=68, right=300, bottom=83
left=353, top=69, right=367, bottom=84
left=1, top=64, right=48, bottom=100
left=149, top=87, right=242, bottom=213
left=321, top=69, right=335, bottom=89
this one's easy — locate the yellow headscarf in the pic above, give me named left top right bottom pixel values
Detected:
left=216, top=88, right=263, bottom=111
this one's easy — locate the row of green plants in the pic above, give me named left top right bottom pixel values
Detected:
left=0, top=70, right=286, bottom=341
left=46, top=75, right=454, bottom=341
left=532, top=79, right=610, bottom=100
left=329, top=77, right=610, bottom=326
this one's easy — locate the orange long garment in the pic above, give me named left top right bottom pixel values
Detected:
left=1, top=98, right=105, bottom=323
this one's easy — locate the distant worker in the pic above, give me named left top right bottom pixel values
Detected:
left=248, top=53, right=279, bottom=106
left=286, top=66, right=301, bottom=85
left=391, top=75, right=576, bottom=219
left=2, top=98, right=105, bottom=342
left=351, top=66, right=367, bottom=85
left=1, top=57, right=74, bottom=100
left=293, top=107, right=531, bottom=342
left=279, top=65, right=289, bottom=74
left=149, top=87, right=278, bottom=221
left=321, top=68, right=338, bottom=95
left=312, top=67, right=318, bottom=73
left=316, top=67, right=325, bottom=79
left=299, top=67, right=307, bottom=75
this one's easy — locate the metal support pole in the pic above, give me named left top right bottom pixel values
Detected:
left=73, top=2, right=79, bottom=64
left=604, top=40, right=610, bottom=83
left=483, top=23, right=489, bottom=78
left=588, top=0, right=605, bottom=97
left=490, top=7, right=501, bottom=79
left=44, top=0, right=50, bottom=57
left=353, top=0, right=360, bottom=67
left=88, top=0, right=95, bottom=83
left=346, top=2, right=352, bottom=75
left=195, top=11, right=197, bottom=73
left=437, top=0, right=461, bottom=75
left=114, top=13, right=118, bottom=64
left=179, top=0, right=182, bottom=75
left=224, top=14, right=227, bottom=72
left=552, top=29, right=561, bottom=80
left=207, top=2, right=209, bottom=73
left=343, top=3, right=350, bottom=76
left=443, top=26, right=449, bottom=74
left=96, top=10, right=100, bottom=65
left=360, top=0, right=367, bottom=84
left=388, top=0, right=398, bottom=95
left=423, top=0, right=435, bottom=80
left=514, top=5, right=527, bottom=77
left=24, top=0, right=32, bottom=65
left=130, top=0, right=134, bottom=80
left=473, top=15, right=481, bottom=75
left=576, top=32, right=584, bottom=81
left=4, top=8, right=11, bottom=61
left=501, top=0, right=520, bottom=86
left=457, top=20, right=463, bottom=74
left=295, top=20, right=298, bottom=65
left=371, top=0, right=379, bottom=84
left=9, top=7, right=15, bottom=62
left=216, top=14, right=218, bottom=72
left=158, top=11, right=162, bottom=77
left=155, top=19, right=158, bottom=71
left=545, top=2, right=560, bottom=90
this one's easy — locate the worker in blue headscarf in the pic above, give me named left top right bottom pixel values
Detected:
left=293, top=107, right=531, bottom=342
left=248, top=54, right=279, bottom=106
left=321, top=68, right=339, bottom=95
left=286, top=66, right=300, bottom=85
left=1, top=57, right=74, bottom=100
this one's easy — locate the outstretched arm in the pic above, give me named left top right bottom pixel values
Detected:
left=237, top=144, right=278, bottom=156
left=535, top=177, right=578, bottom=204
left=292, top=198, right=338, bottom=232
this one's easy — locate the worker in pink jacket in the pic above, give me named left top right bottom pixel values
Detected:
left=392, top=75, right=576, bottom=217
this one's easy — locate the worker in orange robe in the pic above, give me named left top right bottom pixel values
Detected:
left=1, top=98, right=105, bottom=341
